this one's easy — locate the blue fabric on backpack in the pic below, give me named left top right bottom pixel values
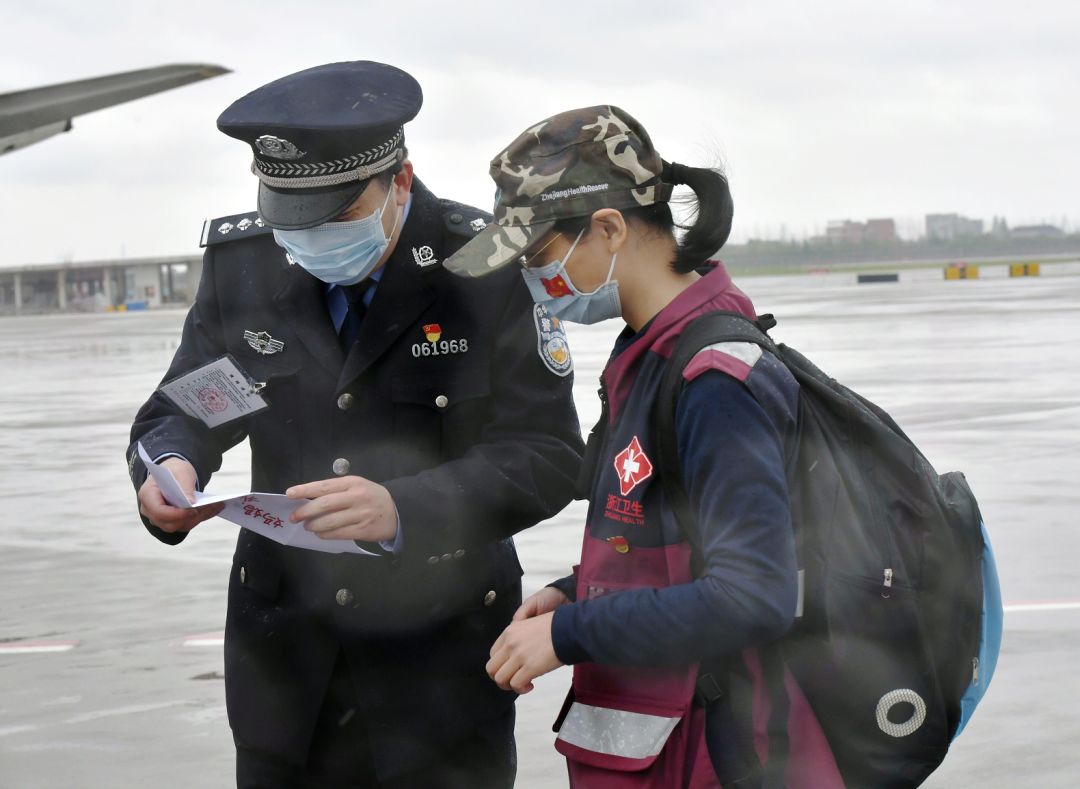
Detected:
left=955, top=520, right=1003, bottom=738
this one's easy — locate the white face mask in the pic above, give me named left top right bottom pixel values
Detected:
left=272, top=186, right=399, bottom=285
left=520, top=229, right=621, bottom=324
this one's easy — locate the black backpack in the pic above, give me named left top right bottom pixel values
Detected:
left=653, top=311, right=1002, bottom=789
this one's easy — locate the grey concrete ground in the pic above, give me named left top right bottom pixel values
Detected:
left=1, top=268, right=1077, bottom=787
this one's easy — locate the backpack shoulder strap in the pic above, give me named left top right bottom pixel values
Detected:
left=653, top=311, right=780, bottom=788
left=653, top=311, right=778, bottom=562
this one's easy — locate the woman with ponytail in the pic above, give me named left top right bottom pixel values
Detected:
left=446, top=106, right=842, bottom=788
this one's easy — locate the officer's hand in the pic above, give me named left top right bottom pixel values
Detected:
left=138, top=458, right=224, bottom=533
left=287, top=476, right=398, bottom=543
left=513, top=587, right=570, bottom=622
left=487, top=612, right=563, bottom=694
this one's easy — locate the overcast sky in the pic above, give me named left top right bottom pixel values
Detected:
left=1, top=0, right=1077, bottom=265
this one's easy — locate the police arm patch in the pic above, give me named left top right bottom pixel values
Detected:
left=533, top=304, right=573, bottom=377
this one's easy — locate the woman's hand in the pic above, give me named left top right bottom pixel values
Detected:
left=487, top=611, right=564, bottom=694
left=513, top=586, right=570, bottom=621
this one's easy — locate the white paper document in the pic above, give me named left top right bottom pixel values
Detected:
left=137, top=443, right=373, bottom=555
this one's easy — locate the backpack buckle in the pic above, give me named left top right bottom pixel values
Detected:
left=694, top=672, right=725, bottom=706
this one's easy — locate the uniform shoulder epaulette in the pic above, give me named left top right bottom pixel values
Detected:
left=200, top=211, right=275, bottom=248
left=441, top=203, right=494, bottom=241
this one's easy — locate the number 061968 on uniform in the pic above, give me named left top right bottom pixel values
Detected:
left=411, top=338, right=469, bottom=358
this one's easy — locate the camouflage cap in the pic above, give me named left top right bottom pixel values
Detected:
left=444, top=105, right=674, bottom=277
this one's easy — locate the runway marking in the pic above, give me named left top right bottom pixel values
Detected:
left=1004, top=601, right=1080, bottom=613
left=0, top=724, right=41, bottom=737
left=182, top=632, right=224, bottom=647
left=63, top=701, right=186, bottom=726
left=0, top=701, right=190, bottom=739
left=0, top=640, right=77, bottom=655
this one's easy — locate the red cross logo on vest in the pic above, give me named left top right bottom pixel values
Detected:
left=613, top=436, right=653, bottom=496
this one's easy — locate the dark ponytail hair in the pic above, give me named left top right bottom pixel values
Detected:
left=551, top=161, right=734, bottom=274
left=665, top=162, right=734, bottom=273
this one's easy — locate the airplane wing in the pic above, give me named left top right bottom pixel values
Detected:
left=0, top=63, right=230, bottom=156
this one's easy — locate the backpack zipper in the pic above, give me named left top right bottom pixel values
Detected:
left=881, top=568, right=893, bottom=598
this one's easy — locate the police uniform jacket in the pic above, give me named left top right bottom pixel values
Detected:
left=126, top=179, right=584, bottom=776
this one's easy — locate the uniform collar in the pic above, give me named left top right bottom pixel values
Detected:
left=335, top=182, right=440, bottom=390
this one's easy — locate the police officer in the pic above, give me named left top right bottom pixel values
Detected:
left=126, top=61, right=583, bottom=788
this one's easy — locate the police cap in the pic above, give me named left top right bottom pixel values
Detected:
left=217, top=61, right=422, bottom=230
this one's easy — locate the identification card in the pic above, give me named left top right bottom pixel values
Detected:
left=157, top=355, right=269, bottom=428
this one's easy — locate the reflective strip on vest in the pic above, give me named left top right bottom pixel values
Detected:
left=683, top=341, right=764, bottom=383
left=698, top=341, right=763, bottom=367
left=556, top=702, right=681, bottom=759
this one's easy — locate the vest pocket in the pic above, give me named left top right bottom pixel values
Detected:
left=557, top=659, right=700, bottom=774
left=556, top=697, right=684, bottom=769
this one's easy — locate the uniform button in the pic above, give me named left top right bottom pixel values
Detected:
left=335, top=588, right=354, bottom=606
left=453, top=549, right=466, bottom=559
left=427, top=556, right=439, bottom=565
left=332, top=457, right=350, bottom=476
left=483, top=590, right=497, bottom=607
left=449, top=212, right=463, bottom=224
left=239, top=566, right=247, bottom=584
left=434, top=394, right=449, bottom=409
left=337, top=393, right=354, bottom=411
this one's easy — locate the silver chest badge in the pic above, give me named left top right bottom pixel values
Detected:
left=244, top=330, right=285, bottom=355
left=255, top=135, right=306, bottom=161
left=412, top=245, right=438, bottom=268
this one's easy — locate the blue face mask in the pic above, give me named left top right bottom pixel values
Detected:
left=521, top=229, right=622, bottom=324
left=272, top=186, right=399, bottom=286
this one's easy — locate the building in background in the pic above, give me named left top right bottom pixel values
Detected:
left=926, top=213, right=984, bottom=241
left=824, top=217, right=899, bottom=244
left=0, top=256, right=201, bottom=316
left=1010, top=224, right=1065, bottom=240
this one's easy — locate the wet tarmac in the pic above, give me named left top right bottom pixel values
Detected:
left=1, top=267, right=1078, bottom=787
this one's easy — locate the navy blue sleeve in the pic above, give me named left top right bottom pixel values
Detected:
left=551, top=370, right=798, bottom=666
left=548, top=572, right=578, bottom=602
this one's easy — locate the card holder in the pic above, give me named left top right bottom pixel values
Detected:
left=157, top=354, right=271, bottom=428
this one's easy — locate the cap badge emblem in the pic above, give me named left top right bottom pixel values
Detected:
left=254, top=135, right=306, bottom=161
left=412, top=245, right=438, bottom=268
left=244, top=330, right=285, bottom=355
